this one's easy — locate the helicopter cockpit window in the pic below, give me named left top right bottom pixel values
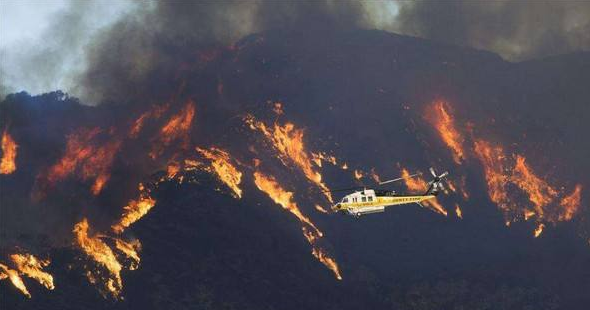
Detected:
left=368, top=196, right=373, bottom=202
left=361, top=197, right=367, bottom=202
left=342, top=198, right=348, bottom=203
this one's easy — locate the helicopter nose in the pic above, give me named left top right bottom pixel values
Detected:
left=331, top=203, right=341, bottom=211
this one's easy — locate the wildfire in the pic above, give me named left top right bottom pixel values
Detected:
left=0, top=263, right=30, bottom=298
left=314, top=204, right=329, bottom=214
left=473, top=140, right=511, bottom=211
left=400, top=168, right=447, bottom=216
left=245, top=115, right=333, bottom=202
left=425, top=100, right=465, bottom=164
left=150, top=100, right=196, bottom=159
left=112, top=184, right=156, bottom=234
left=196, top=147, right=243, bottom=198
left=353, top=169, right=363, bottom=180
left=38, top=127, right=121, bottom=197
left=370, top=168, right=381, bottom=183
left=74, top=218, right=123, bottom=298
left=1, top=129, right=17, bottom=174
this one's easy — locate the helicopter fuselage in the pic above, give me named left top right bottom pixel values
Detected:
left=332, top=189, right=436, bottom=217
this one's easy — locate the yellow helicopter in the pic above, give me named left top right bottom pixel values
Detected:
left=331, top=167, right=449, bottom=217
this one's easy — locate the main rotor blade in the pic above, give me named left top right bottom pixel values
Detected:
left=439, top=171, right=449, bottom=178
left=379, top=173, right=421, bottom=185
left=322, top=186, right=365, bottom=193
left=429, top=167, right=437, bottom=177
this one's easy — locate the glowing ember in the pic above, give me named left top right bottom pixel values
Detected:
left=354, top=169, right=363, bottom=180
left=0, top=263, right=30, bottom=298
left=10, top=253, right=54, bottom=291
left=245, top=115, right=333, bottom=202
left=455, top=204, right=463, bottom=219
left=534, top=223, right=545, bottom=238
left=196, top=147, right=243, bottom=198
left=112, top=184, right=156, bottom=234
left=74, top=218, right=123, bottom=298
left=1, top=129, right=17, bottom=174
left=425, top=100, right=465, bottom=164
left=150, top=100, right=196, bottom=159
left=253, top=171, right=322, bottom=235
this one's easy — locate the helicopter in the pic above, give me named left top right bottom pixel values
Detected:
left=330, top=167, right=449, bottom=217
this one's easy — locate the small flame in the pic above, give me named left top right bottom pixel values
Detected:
left=534, top=223, right=545, bottom=238
left=559, top=184, right=582, bottom=221
left=196, top=147, right=243, bottom=198
left=150, top=100, right=195, bottom=159
left=353, top=169, right=363, bottom=180
left=112, top=184, right=156, bottom=234
left=10, top=253, right=54, bottom=291
left=253, top=171, right=321, bottom=235
left=128, top=104, right=169, bottom=138
left=425, top=100, right=465, bottom=164
left=114, top=239, right=141, bottom=270
left=370, top=168, right=381, bottom=183
left=314, top=204, right=329, bottom=214
left=0, top=263, right=30, bottom=298
left=73, top=218, right=123, bottom=298
left=1, top=129, right=18, bottom=174
left=455, top=204, right=463, bottom=219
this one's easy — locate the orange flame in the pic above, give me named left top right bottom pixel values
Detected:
left=353, top=169, right=363, bottom=180
left=425, top=100, right=465, bottom=164
left=314, top=204, right=329, bottom=214
left=39, top=127, right=121, bottom=196
left=0, top=263, right=30, bottom=298
left=114, top=239, right=141, bottom=270
left=512, top=155, right=558, bottom=217
left=10, top=253, right=54, bottom=291
left=534, top=223, right=545, bottom=238
left=254, top=170, right=342, bottom=279
left=246, top=116, right=333, bottom=202
left=400, top=168, right=447, bottom=216
left=253, top=171, right=322, bottom=235
left=196, top=147, right=243, bottom=198
left=150, top=101, right=195, bottom=159
left=73, top=218, right=123, bottom=298
left=112, top=184, right=156, bottom=234
left=473, top=138, right=583, bottom=226
left=128, top=104, right=169, bottom=138
left=1, top=129, right=17, bottom=174
left=473, top=140, right=511, bottom=211
left=559, top=184, right=582, bottom=221
left=302, top=227, right=342, bottom=280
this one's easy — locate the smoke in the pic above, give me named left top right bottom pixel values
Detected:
left=392, top=0, right=590, bottom=61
